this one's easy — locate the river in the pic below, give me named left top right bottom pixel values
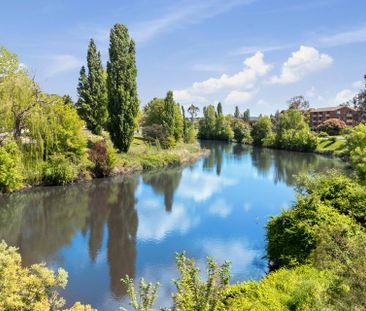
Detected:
left=0, top=142, right=344, bottom=309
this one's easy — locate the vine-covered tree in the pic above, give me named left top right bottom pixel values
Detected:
left=107, top=24, right=139, bottom=152
left=76, top=39, right=108, bottom=135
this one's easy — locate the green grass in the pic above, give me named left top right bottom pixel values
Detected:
left=114, top=135, right=207, bottom=174
left=316, top=136, right=347, bottom=156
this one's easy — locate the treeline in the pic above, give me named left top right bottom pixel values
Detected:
left=0, top=24, right=201, bottom=193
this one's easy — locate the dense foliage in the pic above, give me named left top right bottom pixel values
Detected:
left=142, top=92, right=184, bottom=148
left=251, top=115, right=273, bottom=146
left=346, top=123, right=366, bottom=180
left=107, top=24, right=139, bottom=152
left=76, top=39, right=108, bottom=135
left=198, top=104, right=234, bottom=141
left=317, top=118, right=347, bottom=136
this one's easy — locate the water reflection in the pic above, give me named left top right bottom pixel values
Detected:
left=0, top=143, right=344, bottom=309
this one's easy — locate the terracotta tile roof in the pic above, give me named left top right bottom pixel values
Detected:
left=309, top=106, right=356, bottom=113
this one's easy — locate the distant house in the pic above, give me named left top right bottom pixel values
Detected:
left=309, top=105, right=359, bottom=128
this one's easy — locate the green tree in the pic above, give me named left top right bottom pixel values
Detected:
left=234, top=106, right=240, bottom=118
left=346, top=123, right=366, bottom=180
left=182, top=106, right=187, bottom=142
left=107, top=24, right=139, bottom=152
left=351, top=74, right=366, bottom=122
left=251, top=115, right=273, bottom=146
left=187, top=104, right=199, bottom=123
left=287, top=96, right=309, bottom=110
left=198, top=105, right=216, bottom=139
left=233, top=121, right=251, bottom=144
left=77, top=39, right=108, bottom=135
left=242, top=109, right=250, bottom=122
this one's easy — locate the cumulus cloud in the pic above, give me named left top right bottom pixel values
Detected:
left=174, top=52, right=271, bottom=108
left=208, top=199, right=232, bottom=218
left=270, top=46, right=333, bottom=84
left=334, top=80, right=363, bottom=104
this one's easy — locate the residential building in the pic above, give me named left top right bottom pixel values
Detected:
left=309, top=105, right=359, bottom=128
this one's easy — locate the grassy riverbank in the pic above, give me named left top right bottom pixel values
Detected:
left=316, top=136, right=347, bottom=157
left=114, top=135, right=209, bottom=174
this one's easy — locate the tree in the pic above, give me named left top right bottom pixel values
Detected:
left=317, top=118, right=346, bottom=136
left=351, top=74, right=366, bottom=122
left=187, top=104, right=199, bottom=123
left=346, top=124, right=366, bottom=180
left=234, top=106, right=240, bottom=118
left=76, top=39, right=108, bottom=135
left=181, top=106, right=187, bottom=142
left=0, top=73, right=55, bottom=138
left=233, top=121, right=251, bottom=144
left=0, top=46, right=21, bottom=78
left=288, top=96, right=309, bottom=111
left=242, top=109, right=250, bottom=122
left=107, top=24, right=139, bottom=152
left=142, top=94, right=183, bottom=148
left=251, top=115, right=273, bottom=146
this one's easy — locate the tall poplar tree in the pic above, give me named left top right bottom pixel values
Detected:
left=107, top=24, right=139, bottom=152
left=76, top=39, right=108, bottom=135
left=234, top=106, right=240, bottom=118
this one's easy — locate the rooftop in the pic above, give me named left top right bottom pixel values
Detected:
left=310, top=105, right=356, bottom=113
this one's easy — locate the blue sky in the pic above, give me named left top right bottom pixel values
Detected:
left=1, top=0, right=366, bottom=115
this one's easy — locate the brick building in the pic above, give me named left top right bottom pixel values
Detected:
left=309, top=105, right=359, bottom=128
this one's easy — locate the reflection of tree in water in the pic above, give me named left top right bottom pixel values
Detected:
left=0, top=184, right=91, bottom=266
left=107, top=178, right=138, bottom=298
left=232, top=144, right=250, bottom=159
left=0, top=176, right=140, bottom=299
left=143, top=169, right=182, bottom=212
left=272, top=150, right=344, bottom=186
left=251, top=147, right=273, bottom=176
left=250, top=147, right=345, bottom=187
left=200, top=141, right=231, bottom=176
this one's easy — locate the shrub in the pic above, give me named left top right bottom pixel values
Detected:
left=346, top=124, right=366, bottom=180
left=221, top=266, right=333, bottom=311
left=0, top=241, right=67, bottom=310
left=43, top=154, right=78, bottom=185
left=184, top=124, right=197, bottom=144
left=317, top=118, right=347, bottom=136
left=266, top=195, right=362, bottom=268
left=0, top=140, right=24, bottom=192
left=296, top=172, right=366, bottom=223
left=89, top=140, right=116, bottom=177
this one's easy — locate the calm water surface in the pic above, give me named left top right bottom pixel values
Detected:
left=0, top=142, right=344, bottom=309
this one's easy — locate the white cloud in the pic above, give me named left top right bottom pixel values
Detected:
left=318, top=26, right=366, bottom=47
left=190, top=52, right=271, bottom=94
left=43, top=54, right=82, bottom=78
left=270, top=46, right=333, bottom=84
left=173, top=90, right=208, bottom=104
left=225, top=90, right=255, bottom=104
left=335, top=89, right=354, bottom=104
left=231, top=44, right=291, bottom=56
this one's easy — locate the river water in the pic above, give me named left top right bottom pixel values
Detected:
left=0, top=142, right=344, bottom=309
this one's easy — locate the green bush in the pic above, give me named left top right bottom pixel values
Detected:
left=185, top=124, right=197, bottom=144
left=233, top=121, right=251, bottom=144
left=251, top=115, right=273, bottom=146
left=346, top=124, right=366, bottom=180
left=43, top=154, right=78, bottom=185
left=318, top=131, right=328, bottom=137
left=221, top=266, right=333, bottom=311
left=296, top=172, right=366, bottom=222
left=266, top=195, right=362, bottom=268
left=0, top=140, right=24, bottom=192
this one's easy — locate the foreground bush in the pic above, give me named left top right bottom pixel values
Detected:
left=0, top=241, right=94, bottom=310
left=0, top=139, right=24, bottom=192
left=266, top=196, right=362, bottom=268
left=221, top=266, right=332, bottom=311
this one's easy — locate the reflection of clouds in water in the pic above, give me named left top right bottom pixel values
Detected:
left=209, top=199, right=232, bottom=218
left=178, top=170, right=237, bottom=202
left=243, top=202, right=251, bottom=212
left=137, top=199, right=200, bottom=241
left=202, top=239, right=264, bottom=278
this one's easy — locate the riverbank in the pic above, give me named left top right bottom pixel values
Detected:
left=113, top=136, right=209, bottom=175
